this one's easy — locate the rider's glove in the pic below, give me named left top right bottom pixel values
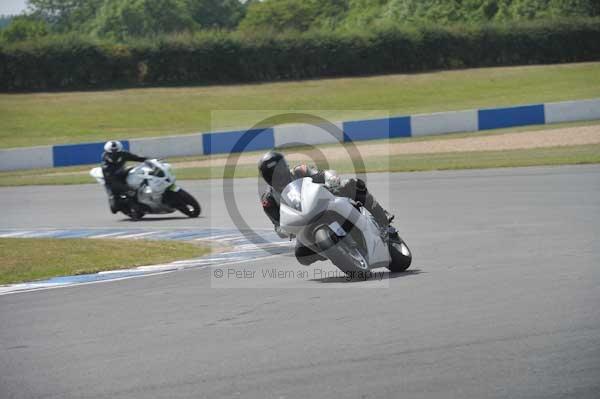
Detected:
left=323, top=170, right=338, bottom=187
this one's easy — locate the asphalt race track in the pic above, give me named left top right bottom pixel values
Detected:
left=1, top=165, right=599, bottom=399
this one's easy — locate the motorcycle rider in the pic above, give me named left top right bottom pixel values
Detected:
left=258, top=151, right=393, bottom=265
left=101, top=140, right=148, bottom=213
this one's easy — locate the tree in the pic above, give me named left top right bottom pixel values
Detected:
left=90, top=0, right=197, bottom=39
left=507, top=0, right=550, bottom=20
left=239, top=0, right=348, bottom=32
left=27, top=0, right=99, bottom=31
left=185, top=0, right=245, bottom=29
left=331, top=0, right=600, bottom=29
left=548, top=0, right=600, bottom=17
left=17, top=0, right=600, bottom=40
left=1, top=16, right=49, bottom=42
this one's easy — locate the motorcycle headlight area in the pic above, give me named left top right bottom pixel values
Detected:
left=281, top=179, right=303, bottom=212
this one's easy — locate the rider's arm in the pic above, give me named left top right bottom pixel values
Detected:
left=123, top=152, right=148, bottom=163
left=293, top=165, right=326, bottom=183
left=294, top=164, right=341, bottom=189
left=100, top=152, right=116, bottom=175
left=100, top=152, right=112, bottom=165
left=312, top=167, right=341, bottom=191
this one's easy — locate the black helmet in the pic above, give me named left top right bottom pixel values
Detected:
left=258, top=151, right=292, bottom=192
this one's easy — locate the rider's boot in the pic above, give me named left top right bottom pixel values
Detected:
left=343, top=178, right=397, bottom=237
left=364, top=193, right=390, bottom=230
left=352, top=181, right=390, bottom=230
left=387, top=224, right=400, bottom=242
left=366, top=199, right=400, bottom=241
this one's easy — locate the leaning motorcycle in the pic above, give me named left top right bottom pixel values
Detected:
left=90, top=159, right=201, bottom=220
left=279, top=177, right=411, bottom=276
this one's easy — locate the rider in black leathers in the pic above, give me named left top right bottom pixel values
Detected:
left=258, top=151, right=392, bottom=265
left=101, top=140, right=147, bottom=213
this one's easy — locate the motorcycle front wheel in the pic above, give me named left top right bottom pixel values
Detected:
left=166, top=189, right=201, bottom=218
left=387, top=236, right=412, bottom=273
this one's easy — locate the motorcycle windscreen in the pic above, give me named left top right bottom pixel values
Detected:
left=281, top=179, right=304, bottom=212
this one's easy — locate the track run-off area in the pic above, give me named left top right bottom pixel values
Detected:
left=1, top=165, right=599, bottom=398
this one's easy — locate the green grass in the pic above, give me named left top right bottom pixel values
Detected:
left=2, top=143, right=597, bottom=186
left=0, top=62, right=599, bottom=148
left=369, top=145, right=600, bottom=172
left=195, top=144, right=600, bottom=178
left=0, top=238, right=211, bottom=285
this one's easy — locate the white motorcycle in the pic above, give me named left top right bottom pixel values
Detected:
left=279, top=178, right=412, bottom=276
left=90, top=159, right=201, bottom=220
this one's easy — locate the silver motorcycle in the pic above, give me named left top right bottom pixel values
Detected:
left=90, top=159, right=201, bottom=220
left=279, top=178, right=412, bottom=276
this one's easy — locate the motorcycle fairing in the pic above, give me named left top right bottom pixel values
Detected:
left=280, top=178, right=391, bottom=268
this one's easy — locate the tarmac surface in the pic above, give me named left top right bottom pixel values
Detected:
left=1, top=165, right=599, bottom=398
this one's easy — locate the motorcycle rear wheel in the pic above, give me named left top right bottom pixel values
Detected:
left=124, top=205, right=145, bottom=221
left=315, top=227, right=369, bottom=278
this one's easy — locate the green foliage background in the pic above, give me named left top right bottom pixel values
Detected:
left=3, top=0, right=599, bottom=40
left=1, top=0, right=599, bottom=90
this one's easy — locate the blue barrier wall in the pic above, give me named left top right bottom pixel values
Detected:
left=202, top=128, right=274, bottom=155
left=53, top=141, right=130, bottom=167
left=4, top=98, right=598, bottom=171
left=478, top=104, right=545, bottom=131
left=343, top=118, right=389, bottom=142
left=390, top=116, right=412, bottom=138
left=342, top=116, right=411, bottom=142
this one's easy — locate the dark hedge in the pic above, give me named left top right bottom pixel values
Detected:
left=1, top=18, right=599, bottom=91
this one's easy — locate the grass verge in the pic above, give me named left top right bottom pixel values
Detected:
left=190, top=144, right=600, bottom=179
left=0, top=62, right=599, bottom=148
left=0, top=238, right=211, bottom=285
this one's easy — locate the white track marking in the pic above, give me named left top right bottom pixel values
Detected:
left=116, top=231, right=160, bottom=239
left=0, top=228, right=292, bottom=295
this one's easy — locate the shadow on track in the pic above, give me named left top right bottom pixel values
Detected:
left=119, top=216, right=205, bottom=222
left=312, top=269, right=424, bottom=284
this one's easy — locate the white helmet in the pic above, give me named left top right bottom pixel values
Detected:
left=104, top=140, right=123, bottom=153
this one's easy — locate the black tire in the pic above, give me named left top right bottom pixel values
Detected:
left=315, top=227, right=368, bottom=277
left=115, top=195, right=145, bottom=220
left=108, top=196, right=118, bottom=214
left=124, top=205, right=145, bottom=221
left=173, top=189, right=201, bottom=218
left=387, top=236, right=412, bottom=273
